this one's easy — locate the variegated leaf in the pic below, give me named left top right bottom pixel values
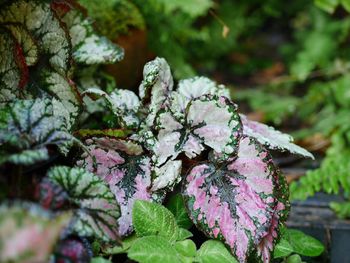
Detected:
left=83, top=88, right=140, bottom=129
left=77, top=137, right=153, bottom=236
left=0, top=28, right=28, bottom=104
left=40, top=70, right=81, bottom=130
left=256, top=170, right=290, bottom=263
left=53, top=1, right=124, bottom=64
left=240, top=114, right=314, bottom=159
left=182, top=136, right=285, bottom=262
left=0, top=98, right=73, bottom=165
left=139, top=57, right=174, bottom=126
left=153, top=95, right=241, bottom=166
left=170, top=76, right=230, bottom=120
left=47, top=166, right=121, bottom=243
left=0, top=203, right=71, bottom=263
left=3, top=23, right=39, bottom=66
left=151, top=160, right=182, bottom=191
left=0, top=0, right=72, bottom=76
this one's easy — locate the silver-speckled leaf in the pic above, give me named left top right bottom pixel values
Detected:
left=0, top=98, right=73, bottom=165
left=53, top=1, right=124, bottom=64
left=153, top=95, right=241, bottom=166
left=240, top=114, right=314, bottom=159
left=139, top=57, right=174, bottom=126
left=183, top=136, right=287, bottom=262
left=0, top=203, right=71, bottom=263
left=170, top=76, right=230, bottom=120
left=47, top=166, right=121, bottom=243
left=83, top=88, right=140, bottom=129
left=0, top=28, right=27, bottom=104
left=77, top=137, right=154, bottom=236
left=0, top=0, right=72, bottom=75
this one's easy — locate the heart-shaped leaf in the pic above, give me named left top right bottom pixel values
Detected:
left=52, top=0, right=124, bottom=64
left=47, top=166, right=121, bottom=243
left=240, top=114, right=314, bottom=159
left=0, top=203, right=71, bottom=263
left=153, top=95, right=242, bottom=166
left=183, top=136, right=284, bottom=262
left=78, top=137, right=154, bottom=236
left=0, top=98, right=73, bottom=165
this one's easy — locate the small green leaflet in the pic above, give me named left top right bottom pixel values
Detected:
left=128, top=235, right=180, bottom=263
left=0, top=98, right=73, bottom=165
left=0, top=203, right=71, bottom=263
left=47, top=166, right=121, bottom=243
left=166, top=193, right=193, bottom=229
left=133, top=200, right=179, bottom=242
left=196, top=240, right=238, bottom=263
left=175, top=239, right=197, bottom=257
left=273, top=238, right=294, bottom=258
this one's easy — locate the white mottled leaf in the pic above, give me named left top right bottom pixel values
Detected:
left=77, top=137, right=153, bottom=236
left=151, top=160, right=182, bottom=191
left=170, top=76, right=230, bottom=120
left=83, top=88, right=140, bottom=129
left=183, top=136, right=289, bottom=262
left=139, top=57, right=174, bottom=126
left=47, top=166, right=121, bottom=243
left=0, top=203, right=71, bottom=263
left=240, top=114, right=314, bottom=159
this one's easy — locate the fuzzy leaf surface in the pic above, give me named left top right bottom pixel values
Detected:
left=197, top=240, right=238, bottom=263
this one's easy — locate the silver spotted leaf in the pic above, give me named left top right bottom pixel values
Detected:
left=0, top=98, right=73, bottom=165
left=47, top=166, right=121, bottom=243
left=52, top=0, right=124, bottom=65
left=83, top=88, right=140, bottom=129
left=153, top=95, right=242, bottom=166
left=3, top=23, right=39, bottom=66
left=240, top=114, right=314, bottom=159
left=40, top=70, right=81, bottom=130
left=0, top=27, right=28, bottom=104
left=182, top=136, right=288, bottom=262
left=77, top=137, right=154, bottom=236
left=139, top=57, right=174, bottom=127
left=170, top=76, right=230, bottom=120
left=0, top=0, right=72, bottom=76
left=0, top=202, right=71, bottom=263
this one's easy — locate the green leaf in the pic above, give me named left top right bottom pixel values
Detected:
left=103, top=234, right=137, bottom=254
left=285, top=229, right=324, bottom=257
left=314, top=0, right=339, bottom=13
left=133, top=200, right=178, bottom=242
left=91, top=257, right=112, bottom=263
left=177, top=228, right=193, bottom=241
left=286, top=254, right=304, bottom=263
left=166, top=194, right=193, bottom=229
left=75, top=129, right=132, bottom=139
left=47, top=166, right=121, bottom=243
left=196, top=240, right=238, bottom=263
left=175, top=240, right=197, bottom=257
left=128, top=235, right=180, bottom=263
left=0, top=203, right=71, bottom=263
left=273, top=238, right=294, bottom=258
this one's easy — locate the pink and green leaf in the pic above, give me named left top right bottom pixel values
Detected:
left=182, top=136, right=286, bottom=262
